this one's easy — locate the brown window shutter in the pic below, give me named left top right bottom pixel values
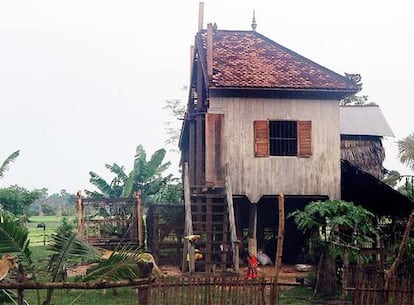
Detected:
left=254, top=120, right=269, bottom=157
left=298, top=121, right=312, bottom=157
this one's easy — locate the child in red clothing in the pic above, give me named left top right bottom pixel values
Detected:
left=246, top=252, right=258, bottom=279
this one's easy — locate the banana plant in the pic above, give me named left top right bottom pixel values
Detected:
left=0, top=150, right=19, bottom=179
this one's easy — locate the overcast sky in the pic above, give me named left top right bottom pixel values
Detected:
left=1, top=0, right=413, bottom=195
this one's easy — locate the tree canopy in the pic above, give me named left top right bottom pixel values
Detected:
left=86, top=144, right=181, bottom=203
left=398, top=132, right=414, bottom=171
left=0, top=185, right=45, bottom=215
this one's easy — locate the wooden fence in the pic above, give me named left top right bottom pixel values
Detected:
left=141, top=277, right=278, bottom=305
left=348, top=267, right=414, bottom=305
left=1, top=276, right=280, bottom=305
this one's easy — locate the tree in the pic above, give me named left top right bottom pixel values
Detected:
left=398, top=132, right=414, bottom=171
left=86, top=144, right=173, bottom=203
left=340, top=73, right=369, bottom=106
left=290, top=200, right=378, bottom=297
left=163, top=87, right=186, bottom=150
left=0, top=185, right=45, bottom=215
left=0, top=150, right=19, bottom=180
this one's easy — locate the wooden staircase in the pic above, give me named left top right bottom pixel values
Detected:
left=191, top=187, right=232, bottom=272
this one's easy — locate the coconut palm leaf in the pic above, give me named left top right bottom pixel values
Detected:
left=81, top=247, right=142, bottom=282
left=47, top=233, right=99, bottom=281
left=0, top=150, right=19, bottom=179
left=43, top=233, right=101, bottom=305
left=398, top=133, right=414, bottom=171
left=0, top=211, right=32, bottom=267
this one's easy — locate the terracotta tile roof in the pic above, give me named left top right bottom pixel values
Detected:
left=196, top=30, right=358, bottom=92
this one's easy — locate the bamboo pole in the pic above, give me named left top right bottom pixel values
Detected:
left=274, top=193, right=285, bottom=280
left=183, top=162, right=195, bottom=272
left=76, top=191, right=83, bottom=237
left=225, top=164, right=240, bottom=273
left=135, top=190, right=144, bottom=247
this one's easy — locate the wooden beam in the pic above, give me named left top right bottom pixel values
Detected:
left=135, top=191, right=144, bottom=247
left=225, top=164, right=239, bottom=272
left=183, top=163, right=195, bottom=272
left=198, top=2, right=204, bottom=31
left=274, top=193, right=285, bottom=281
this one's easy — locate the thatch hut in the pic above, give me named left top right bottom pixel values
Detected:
left=340, top=105, right=394, bottom=179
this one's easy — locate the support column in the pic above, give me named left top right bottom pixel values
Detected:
left=248, top=203, right=258, bottom=255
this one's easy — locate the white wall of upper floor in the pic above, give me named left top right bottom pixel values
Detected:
left=208, top=97, right=341, bottom=202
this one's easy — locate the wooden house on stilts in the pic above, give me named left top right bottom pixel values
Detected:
left=179, top=6, right=360, bottom=272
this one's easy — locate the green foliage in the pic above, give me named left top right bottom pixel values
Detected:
left=383, top=170, right=402, bottom=188
left=0, top=209, right=41, bottom=304
left=290, top=200, right=378, bottom=259
left=0, top=210, right=32, bottom=266
left=41, top=204, right=56, bottom=216
left=0, top=150, right=19, bottom=179
left=163, top=88, right=186, bottom=150
left=43, top=233, right=101, bottom=305
left=398, top=132, right=414, bottom=171
left=55, top=217, right=76, bottom=237
left=86, top=144, right=174, bottom=203
left=340, top=73, right=369, bottom=106
left=0, top=185, right=45, bottom=215
left=82, top=245, right=142, bottom=282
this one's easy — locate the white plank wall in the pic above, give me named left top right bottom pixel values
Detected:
left=208, top=97, right=341, bottom=202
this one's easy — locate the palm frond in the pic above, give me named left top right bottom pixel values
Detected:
left=0, top=150, right=20, bottom=179
left=398, top=133, right=414, bottom=170
left=0, top=211, right=32, bottom=266
left=82, top=246, right=141, bottom=282
left=47, top=233, right=100, bottom=282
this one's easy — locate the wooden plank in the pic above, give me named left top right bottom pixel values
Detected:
left=225, top=164, right=240, bottom=272
left=183, top=163, right=195, bottom=273
left=135, top=190, right=144, bottom=247
left=274, top=193, right=285, bottom=281
left=205, top=113, right=224, bottom=185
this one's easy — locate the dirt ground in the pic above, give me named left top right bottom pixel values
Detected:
left=68, top=263, right=312, bottom=285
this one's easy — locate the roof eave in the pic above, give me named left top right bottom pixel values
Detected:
left=209, top=87, right=358, bottom=100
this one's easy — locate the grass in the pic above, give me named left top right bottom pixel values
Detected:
left=26, top=215, right=76, bottom=246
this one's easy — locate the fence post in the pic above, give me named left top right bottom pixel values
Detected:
left=17, top=264, right=24, bottom=305
left=137, top=280, right=151, bottom=305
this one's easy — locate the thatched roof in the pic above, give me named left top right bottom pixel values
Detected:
left=341, top=136, right=385, bottom=179
left=340, top=105, right=393, bottom=180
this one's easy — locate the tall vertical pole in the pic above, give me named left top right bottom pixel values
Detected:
left=136, top=190, right=144, bottom=247
left=77, top=191, right=83, bottom=237
left=183, top=163, right=195, bottom=272
left=225, top=164, right=239, bottom=272
left=274, top=193, right=285, bottom=279
left=198, top=2, right=204, bottom=31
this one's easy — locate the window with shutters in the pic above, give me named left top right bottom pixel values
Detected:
left=269, top=120, right=297, bottom=156
left=254, top=120, right=312, bottom=157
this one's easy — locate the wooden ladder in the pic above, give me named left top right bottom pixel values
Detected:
left=191, top=187, right=232, bottom=272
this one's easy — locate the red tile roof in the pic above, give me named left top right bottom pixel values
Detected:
left=196, top=30, right=358, bottom=92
